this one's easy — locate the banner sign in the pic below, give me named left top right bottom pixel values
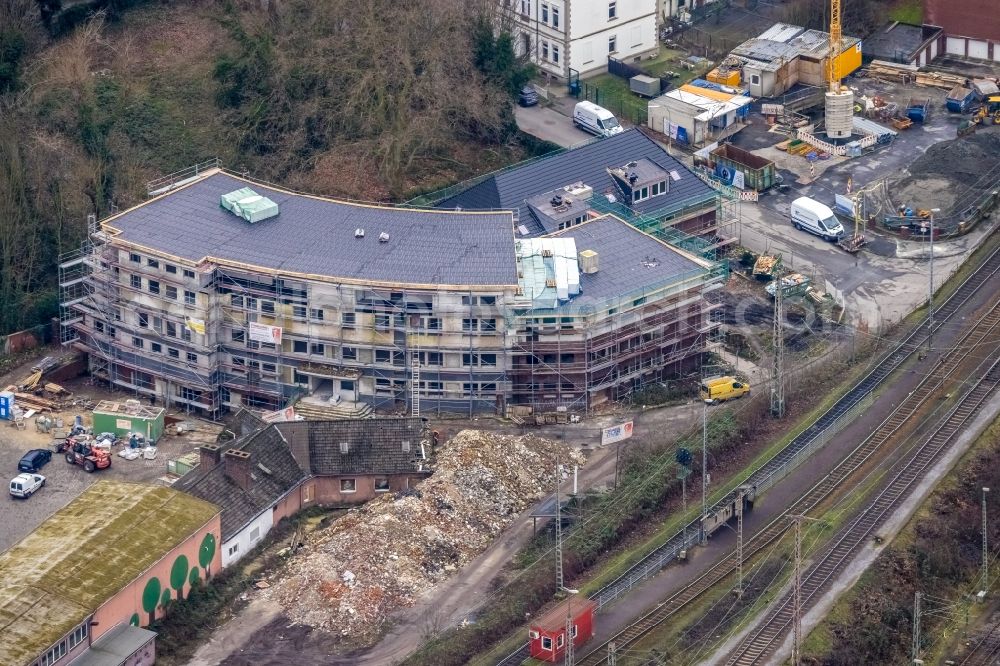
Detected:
left=602, top=421, right=634, bottom=446
left=249, top=322, right=283, bottom=345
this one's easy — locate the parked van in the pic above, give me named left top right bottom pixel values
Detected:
left=790, top=197, right=845, bottom=241
left=700, top=376, right=750, bottom=404
left=573, top=101, right=624, bottom=137
left=10, top=473, right=45, bottom=499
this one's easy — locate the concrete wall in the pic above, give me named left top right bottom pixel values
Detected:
left=93, top=514, right=222, bottom=635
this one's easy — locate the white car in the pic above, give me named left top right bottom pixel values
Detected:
left=10, top=473, right=45, bottom=499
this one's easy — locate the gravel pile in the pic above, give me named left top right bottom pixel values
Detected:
left=265, top=429, right=584, bottom=645
left=890, top=126, right=1000, bottom=215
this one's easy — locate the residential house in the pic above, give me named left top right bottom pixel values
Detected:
left=175, top=415, right=432, bottom=567
left=512, top=0, right=659, bottom=80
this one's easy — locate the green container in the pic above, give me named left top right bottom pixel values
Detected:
left=92, top=401, right=166, bottom=443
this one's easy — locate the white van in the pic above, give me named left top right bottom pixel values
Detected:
left=790, top=197, right=845, bottom=241
left=573, top=101, right=624, bottom=138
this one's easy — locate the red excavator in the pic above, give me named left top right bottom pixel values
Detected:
left=64, top=439, right=112, bottom=472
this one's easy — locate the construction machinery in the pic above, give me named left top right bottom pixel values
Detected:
left=64, top=438, right=112, bottom=472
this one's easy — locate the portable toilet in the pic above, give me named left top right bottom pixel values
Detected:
left=528, top=595, right=597, bottom=662
left=0, top=391, right=13, bottom=420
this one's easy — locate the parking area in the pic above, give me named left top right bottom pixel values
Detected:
left=1, top=355, right=224, bottom=552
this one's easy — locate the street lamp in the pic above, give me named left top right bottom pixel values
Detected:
left=927, top=207, right=941, bottom=352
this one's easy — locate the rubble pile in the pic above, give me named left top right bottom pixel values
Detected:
left=266, top=429, right=584, bottom=645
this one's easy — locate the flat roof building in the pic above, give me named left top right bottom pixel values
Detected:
left=60, top=165, right=723, bottom=417
left=0, top=481, right=220, bottom=666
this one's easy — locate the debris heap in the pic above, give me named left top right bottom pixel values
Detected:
left=266, top=429, right=584, bottom=645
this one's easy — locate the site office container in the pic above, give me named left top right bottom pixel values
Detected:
left=91, top=401, right=166, bottom=443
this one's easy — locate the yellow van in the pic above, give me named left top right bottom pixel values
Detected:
left=700, top=376, right=750, bottom=404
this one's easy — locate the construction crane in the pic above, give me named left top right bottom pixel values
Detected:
left=826, top=0, right=842, bottom=93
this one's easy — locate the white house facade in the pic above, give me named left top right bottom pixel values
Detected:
left=512, top=0, right=659, bottom=80
left=221, top=507, right=272, bottom=568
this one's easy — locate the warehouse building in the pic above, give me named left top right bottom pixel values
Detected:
left=0, top=481, right=221, bottom=666
left=60, top=166, right=723, bottom=416
left=925, top=0, right=1000, bottom=62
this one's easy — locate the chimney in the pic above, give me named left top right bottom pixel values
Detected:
left=224, top=449, right=253, bottom=490
left=579, top=250, right=599, bottom=274
left=199, top=444, right=222, bottom=471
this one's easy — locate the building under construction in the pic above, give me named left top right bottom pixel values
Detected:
left=59, top=166, right=723, bottom=417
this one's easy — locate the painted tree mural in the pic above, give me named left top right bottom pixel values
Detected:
left=130, top=613, right=140, bottom=627
left=170, top=554, right=189, bottom=600
left=160, top=589, right=172, bottom=611
left=141, top=577, right=161, bottom=625
left=189, top=566, right=200, bottom=587
left=199, top=532, right=216, bottom=576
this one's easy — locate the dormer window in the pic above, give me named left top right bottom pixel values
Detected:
left=651, top=181, right=667, bottom=196
left=633, top=186, right=650, bottom=203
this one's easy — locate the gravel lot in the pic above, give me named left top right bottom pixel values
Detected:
left=1, top=364, right=223, bottom=552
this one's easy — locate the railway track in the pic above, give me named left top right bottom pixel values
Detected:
left=957, top=616, right=1000, bottom=665
left=568, top=300, right=1000, bottom=666
left=494, top=244, right=1000, bottom=666
left=722, top=354, right=1000, bottom=666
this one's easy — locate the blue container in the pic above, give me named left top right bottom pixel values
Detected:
left=0, top=391, right=14, bottom=420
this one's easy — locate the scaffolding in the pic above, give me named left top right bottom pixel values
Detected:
left=504, top=261, right=728, bottom=412
left=59, top=166, right=733, bottom=419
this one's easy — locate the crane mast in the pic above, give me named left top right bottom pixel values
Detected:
left=827, top=0, right=842, bottom=93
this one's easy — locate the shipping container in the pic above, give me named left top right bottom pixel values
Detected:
left=91, top=400, right=165, bottom=443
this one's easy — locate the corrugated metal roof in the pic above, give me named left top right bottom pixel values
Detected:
left=438, top=130, right=716, bottom=235
left=104, top=171, right=517, bottom=288
left=757, top=22, right=807, bottom=43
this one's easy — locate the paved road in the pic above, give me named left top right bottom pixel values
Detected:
left=514, top=104, right=593, bottom=148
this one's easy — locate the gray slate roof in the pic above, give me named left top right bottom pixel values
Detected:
left=550, top=216, right=707, bottom=305
left=862, top=22, right=939, bottom=62
left=174, top=425, right=307, bottom=540
left=437, top=130, right=715, bottom=235
left=106, top=171, right=517, bottom=287
left=275, top=418, right=427, bottom=476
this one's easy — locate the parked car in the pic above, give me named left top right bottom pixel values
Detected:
left=700, top=376, right=751, bottom=404
left=10, top=473, right=45, bottom=499
left=518, top=85, right=539, bottom=107
left=18, top=448, right=52, bottom=473
left=573, top=101, right=624, bottom=137
left=790, top=196, right=845, bottom=242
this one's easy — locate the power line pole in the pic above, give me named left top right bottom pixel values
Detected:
left=564, top=612, right=575, bottom=666
left=983, top=487, right=990, bottom=595
left=927, top=208, right=940, bottom=352
left=555, top=464, right=564, bottom=593
left=911, top=591, right=921, bottom=664
left=771, top=272, right=785, bottom=418
left=701, top=402, right=709, bottom=544
left=787, top=514, right=819, bottom=665
left=736, top=489, right=745, bottom=597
